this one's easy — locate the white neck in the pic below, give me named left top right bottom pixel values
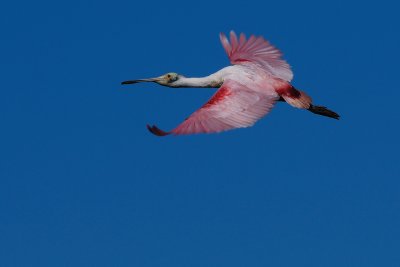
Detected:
left=173, top=75, right=222, bottom=88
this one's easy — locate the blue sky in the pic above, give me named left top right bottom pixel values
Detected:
left=1, top=0, right=399, bottom=266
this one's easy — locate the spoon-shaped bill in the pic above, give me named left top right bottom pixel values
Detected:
left=121, top=78, right=159, bottom=85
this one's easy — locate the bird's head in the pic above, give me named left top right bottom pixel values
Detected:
left=121, top=72, right=182, bottom=87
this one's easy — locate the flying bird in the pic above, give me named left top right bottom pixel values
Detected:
left=122, top=31, right=339, bottom=136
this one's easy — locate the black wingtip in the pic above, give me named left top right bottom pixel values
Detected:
left=146, top=124, right=170, bottom=136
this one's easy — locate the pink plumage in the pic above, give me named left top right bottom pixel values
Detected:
left=123, top=31, right=339, bottom=136
left=170, top=81, right=276, bottom=135
left=219, top=31, right=293, bottom=82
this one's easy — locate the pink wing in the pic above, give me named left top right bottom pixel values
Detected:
left=147, top=80, right=278, bottom=136
left=220, top=31, right=293, bottom=82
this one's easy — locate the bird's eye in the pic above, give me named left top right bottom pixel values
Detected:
left=166, top=74, right=178, bottom=83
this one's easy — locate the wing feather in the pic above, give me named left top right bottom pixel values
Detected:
left=219, top=31, right=293, bottom=81
left=169, top=80, right=277, bottom=135
left=147, top=80, right=277, bottom=136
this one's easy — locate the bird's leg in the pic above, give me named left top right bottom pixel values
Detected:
left=308, top=105, right=340, bottom=119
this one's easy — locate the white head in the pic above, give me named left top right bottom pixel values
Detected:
left=121, top=72, right=183, bottom=87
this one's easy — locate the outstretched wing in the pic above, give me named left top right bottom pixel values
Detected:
left=220, top=31, right=293, bottom=82
left=147, top=80, right=278, bottom=136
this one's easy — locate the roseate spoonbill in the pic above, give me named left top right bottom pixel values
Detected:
left=122, top=31, right=339, bottom=136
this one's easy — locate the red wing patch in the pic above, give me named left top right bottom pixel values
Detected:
left=202, top=86, right=232, bottom=108
left=234, top=58, right=251, bottom=63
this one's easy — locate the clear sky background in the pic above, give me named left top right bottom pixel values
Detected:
left=1, top=0, right=399, bottom=266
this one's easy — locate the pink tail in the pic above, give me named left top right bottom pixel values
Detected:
left=278, top=86, right=312, bottom=109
